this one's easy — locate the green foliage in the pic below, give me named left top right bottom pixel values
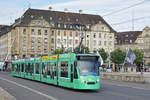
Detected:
left=98, top=48, right=108, bottom=62
left=110, top=49, right=126, bottom=64
left=52, top=45, right=67, bottom=54
left=74, top=45, right=89, bottom=53
left=133, top=49, right=144, bottom=65
left=148, top=62, right=150, bottom=67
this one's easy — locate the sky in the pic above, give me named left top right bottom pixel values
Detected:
left=0, top=0, right=150, bottom=32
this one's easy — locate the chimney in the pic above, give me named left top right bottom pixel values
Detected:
left=64, top=8, right=68, bottom=12
left=48, top=6, right=52, bottom=11
left=79, top=10, right=83, bottom=14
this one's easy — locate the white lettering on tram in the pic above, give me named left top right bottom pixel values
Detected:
left=0, top=77, right=59, bottom=100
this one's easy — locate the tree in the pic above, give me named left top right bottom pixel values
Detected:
left=74, top=45, right=89, bottom=53
left=110, top=49, right=126, bottom=65
left=98, top=48, right=108, bottom=62
left=133, top=49, right=144, bottom=66
left=52, top=45, right=65, bottom=54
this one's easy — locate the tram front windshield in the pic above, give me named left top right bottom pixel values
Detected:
left=77, top=56, right=99, bottom=76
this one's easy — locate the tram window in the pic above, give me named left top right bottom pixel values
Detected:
left=16, top=64, right=20, bottom=72
left=61, top=62, right=68, bottom=78
left=74, top=67, right=78, bottom=79
left=54, top=63, right=56, bottom=76
left=42, top=63, right=45, bottom=74
left=21, top=64, right=24, bottom=72
left=47, top=62, right=50, bottom=75
left=36, top=63, right=39, bottom=74
left=28, top=63, right=30, bottom=73
left=30, top=63, right=34, bottom=73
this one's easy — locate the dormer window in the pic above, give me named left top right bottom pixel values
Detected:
left=70, top=25, right=73, bottom=29
left=64, top=24, right=67, bottom=28
left=51, top=23, right=54, bottom=27
left=76, top=18, right=79, bottom=22
left=76, top=25, right=79, bottom=29
left=68, top=18, right=70, bottom=21
left=58, top=24, right=61, bottom=28
left=125, top=34, right=128, bottom=37
left=41, top=16, right=43, bottom=19
left=31, top=15, right=34, bottom=18
left=59, top=17, right=62, bottom=20
left=50, top=17, right=53, bottom=20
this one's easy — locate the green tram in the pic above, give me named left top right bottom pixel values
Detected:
left=11, top=53, right=101, bottom=90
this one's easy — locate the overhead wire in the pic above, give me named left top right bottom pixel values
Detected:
left=103, top=0, right=150, bottom=17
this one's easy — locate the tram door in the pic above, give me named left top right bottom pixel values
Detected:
left=70, top=64, right=73, bottom=83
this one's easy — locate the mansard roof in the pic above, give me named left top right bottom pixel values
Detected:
left=115, top=31, right=142, bottom=45
left=12, top=8, right=115, bottom=33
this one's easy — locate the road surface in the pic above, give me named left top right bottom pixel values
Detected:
left=0, top=72, right=150, bottom=100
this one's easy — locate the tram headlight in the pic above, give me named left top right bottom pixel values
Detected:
left=81, top=80, right=86, bottom=84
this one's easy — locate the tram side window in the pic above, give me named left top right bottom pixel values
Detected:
left=36, top=63, right=39, bottom=74
left=28, top=63, right=30, bottom=73
left=47, top=62, right=50, bottom=75
left=16, top=64, right=20, bottom=72
left=61, top=62, right=68, bottom=78
left=30, top=63, right=34, bottom=73
left=74, top=67, right=78, bottom=79
left=42, top=63, right=46, bottom=74
left=21, top=64, right=24, bottom=72
left=54, top=63, right=56, bottom=76
left=25, top=64, right=28, bottom=73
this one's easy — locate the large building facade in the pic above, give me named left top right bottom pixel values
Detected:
left=0, top=8, right=115, bottom=61
left=115, top=26, right=150, bottom=64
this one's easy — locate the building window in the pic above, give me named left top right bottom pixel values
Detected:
left=64, top=24, right=67, bottom=28
left=75, top=40, right=78, bottom=44
left=38, top=29, right=41, bottom=35
left=50, top=17, right=53, bottom=20
left=57, top=30, right=60, bottom=36
left=125, top=34, right=128, bottom=37
left=99, top=33, right=101, bottom=38
left=51, top=31, right=54, bottom=36
left=57, top=39, right=60, bottom=44
left=93, top=40, right=96, bottom=46
left=109, top=41, right=112, bottom=46
left=59, top=17, right=62, bottom=20
left=99, top=41, right=101, bottom=46
left=104, top=41, right=107, bottom=46
left=23, top=45, right=26, bottom=51
left=125, top=40, right=128, bottom=44
left=44, top=38, right=48, bottom=43
left=51, top=23, right=54, bottom=27
left=58, top=24, right=61, bottom=28
left=31, top=37, right=35, bottom=43
left=76, top=25, right=79, bottom=29
left=87, top=35, right=89, bottom=38
left=70, top=47, right=72, bottom=52
left=64, top=31, right=66, bottom=36
left=70, top=25, right=73, bottom=29
left=23, top=29, right=26, bottom=34
left=63, top=39, right=66, bottom=45
left=76, top=18, right=79, bottom=22
left=104, top=34, right=106, bottom=38
left=70, top=32, right=72, bottom=37
left=87, top=40, right=89, bottom=46
left=69, top=39, right=72, bottom=45
left=51, top=38, right=54, bottom=43
left=130, top=40, right=132, bottom=43
left=44, top=45, right=47, bottom=53
left=31, top=46, right=34, bottom=52
left=23, top=37, right=26, bottom=42
left=93, top=33, right=96, bottom=38
left=31, top=29, right=34, bottom=34
left=38, top=46, right=41, bottom=51
left=38, top=38, right=41, bottom=43
left=76, top=32, right=78, bottom=37
left=44, top=30, right=48, bottom=35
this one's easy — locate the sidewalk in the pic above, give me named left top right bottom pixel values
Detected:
left=101, top=79, right=150, bottom=91
left=0, top=87, right=16, bottom=100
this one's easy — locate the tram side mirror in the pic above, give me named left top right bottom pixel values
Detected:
left=74, top=61, right=77, bottom=68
